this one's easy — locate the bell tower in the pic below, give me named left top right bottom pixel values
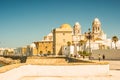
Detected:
left=73, top=22, right=81, bottom=35
left=92, top=18, right=102, bottom=39
left=92, top=18, right=101, bottom=34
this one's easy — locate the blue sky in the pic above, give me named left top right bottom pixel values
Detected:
left=0, top=0, right=120, bottom=48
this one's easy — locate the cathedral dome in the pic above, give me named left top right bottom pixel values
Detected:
left=75, top=22, right=80, bottom=26
left=92, top=18, right=101, bottom=26
left=94, top=18, right=100, bottom=22
left=47, top=32, right=53, bottom=36
left=74, top=22, right=81, bottom=28
left=93, top=18, right=101, bottom=24
left=60, top=24, right=72, bottom=29
left=30, top=43, right=36, bottom=48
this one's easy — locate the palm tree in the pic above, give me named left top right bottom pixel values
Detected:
left=67, top=41, right=71, bottom=56
left=112, top=36, right=118, bottom=49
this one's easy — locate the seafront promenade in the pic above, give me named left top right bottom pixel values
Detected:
left=0, top=64, right=109, bottom=80
left=0, top=58, right=120, bottom=80
left=0, top=59, right=120, bottom=80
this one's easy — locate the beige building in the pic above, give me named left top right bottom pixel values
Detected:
left=38, top=41, right=53, bottom=54
left=33, top=41, right=53, bottom=55
left=33, top=32, right=53, bottom=55
left=92, top=18, right=106, bottom=40
left=53, top=24, right=73, bottom=55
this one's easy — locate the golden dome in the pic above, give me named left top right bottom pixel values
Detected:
left=60, top=24, right=72, bottom=29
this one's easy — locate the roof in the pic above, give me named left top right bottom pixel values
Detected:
left=60, top=24, right=72, bottom=29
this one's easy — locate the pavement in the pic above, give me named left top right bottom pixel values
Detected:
left=107, top=60, right=120, bottom=70
left=0, top=60, right=120, bottom=80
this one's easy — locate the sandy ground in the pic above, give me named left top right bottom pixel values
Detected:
left=0, top=60, right=120, bottom=80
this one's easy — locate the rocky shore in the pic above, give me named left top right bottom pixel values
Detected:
left=0, top=57, right=20, bottom=65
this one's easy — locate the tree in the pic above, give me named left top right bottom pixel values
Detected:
left=79, top=40, right=85, bottom=46
left=67, top=41, right=71, bottom=46
left=79, top=40, right=86, bottom=51
left=78, top=51, right=83, bottom=56
left=112, top=36, right=118, bottom=49
left=67, top=41, right=71, bottom=57
left=78, top=51, right=90, bottom=59
left=39, top=51, right=43, bottom=55
left=83, top=51, right=87, bottom=56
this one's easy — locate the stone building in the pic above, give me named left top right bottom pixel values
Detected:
left=72, top=22, right=82, bottom=44
left=62, top=18, right=115, bottom=56
left=32, top=18, right=120, bottom=56
left=53, top=24, right=73, bottom=55
left=92, top=18, right=107, bottom=40
left=33, top=32, right=53, bottom=55
left=38, top=41, right=53, bottom=55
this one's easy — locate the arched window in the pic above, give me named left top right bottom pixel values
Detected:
left=98, top=27, right=99, bottom=31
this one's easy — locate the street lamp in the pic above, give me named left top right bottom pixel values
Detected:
left=86, top=28, right=92, bottom=54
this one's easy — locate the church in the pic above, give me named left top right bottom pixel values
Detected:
left=33, top=18, right=120, bottom=56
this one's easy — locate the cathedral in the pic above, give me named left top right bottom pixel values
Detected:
left=33, top=18, right=119, bottom=55
left=10, top=18, right=120, bottom=56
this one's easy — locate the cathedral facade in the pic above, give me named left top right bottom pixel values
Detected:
left=34, top=18, right=119, bottom=55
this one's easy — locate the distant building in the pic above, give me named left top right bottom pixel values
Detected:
left=0, top=48, right=5, bottom=55
left=15, top=47, right=27, bottom=56
left=26, top=43, right=36, bottom=56
left=0, top=48, right=14, bottom=56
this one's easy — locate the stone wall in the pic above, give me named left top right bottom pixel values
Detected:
left=92, top=49, right=120, bottom=60
left=26, top=57, right=67, bottom=64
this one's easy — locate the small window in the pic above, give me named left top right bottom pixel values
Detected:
left=63, top=33, right=65, bottom=35
left=98, top=27, right=99, bottom=31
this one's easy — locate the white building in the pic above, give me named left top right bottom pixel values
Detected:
left=62, top=18, right=120, bottom=56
